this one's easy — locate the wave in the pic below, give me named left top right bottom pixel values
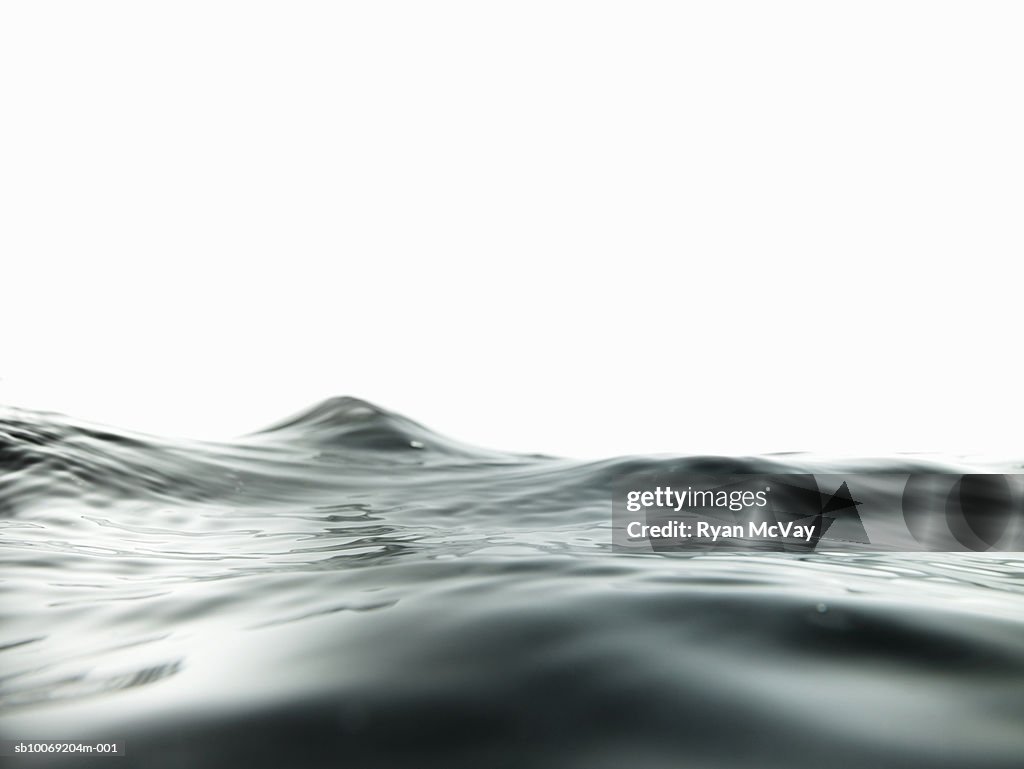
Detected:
left=1, top=399, right=1023, bottom=768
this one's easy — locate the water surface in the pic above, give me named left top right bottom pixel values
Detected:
left=2, top=398, right=1022, bottom=768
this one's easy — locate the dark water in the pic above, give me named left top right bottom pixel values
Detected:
left=2, top=397, right=1023, bottom=768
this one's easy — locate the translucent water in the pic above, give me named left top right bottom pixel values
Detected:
left=2, top=397, right=1023, bottom=768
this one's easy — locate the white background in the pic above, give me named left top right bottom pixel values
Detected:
left=1, top=2, right=1021, bottom=458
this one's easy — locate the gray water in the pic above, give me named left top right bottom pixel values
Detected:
left=1, top=397, right=1023, bottom=768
